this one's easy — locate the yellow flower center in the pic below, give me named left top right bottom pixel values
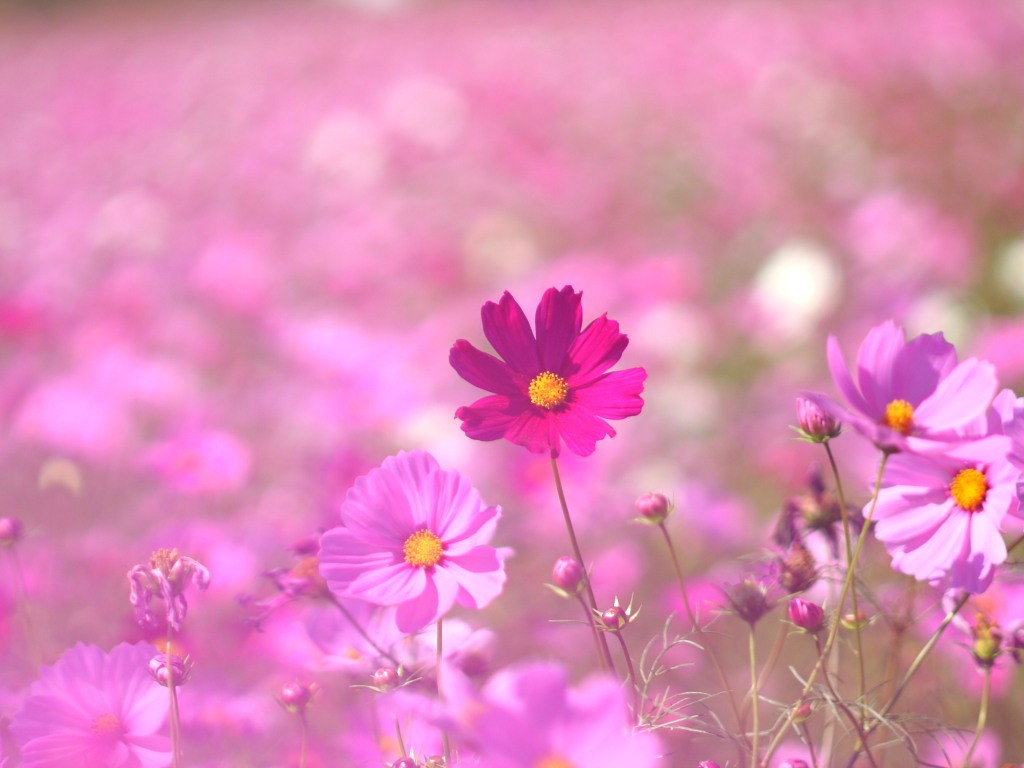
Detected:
left=90, top=713, right=123, bottom=738
left=528, top=371, right=569, bottom=410
left=535, top=756, right=576, bottom=768
left=883, top=399, right=915, bottom=435
left=149, top=547, right=180, bottom=575
left=951, top=468, right=988, bottom=512
left=403, top=529, right=444, bottom=568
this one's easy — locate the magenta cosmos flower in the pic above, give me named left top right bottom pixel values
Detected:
left=442, top=661, right=661, bottom=768
left=808, top=320, right=997, bottom=451
left=450, top=286, right=647, bottom=457
left=319, top=450, right=511, bottom=634
left=11, top=642, right=171, bottom=768
left=873, top=436, right=1022, bottom=593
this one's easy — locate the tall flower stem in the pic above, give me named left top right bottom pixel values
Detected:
left=327, top=594, right=400, bottom=666
left=824, top=442, right=867, bottom=723
left=658, top=521, right=746, bottom=741
left=166, top=625, right=182, bottom=768
left=550, top=456, right=615, bottom=672
left=742, top=623, right=787, bottom=719
left=437, top=619, right=452, bottom=765
left=813, top=636, right=879, bottom=768
left=8, top=548, right=42, bottom=667
left=576, top=595, right=611, bottom=673
left=800, top=722, right=820, bottom=768
left=395, top=717, right=407, bottom=757
left=761, top=452, right=890, bottom=767
left=612, top=628, right=642, bottom=721
left=963, top=667, right=991, bottom=768
left=749, top=626, right=759, bottom=768
left=298, top=711, right=309, bottom=768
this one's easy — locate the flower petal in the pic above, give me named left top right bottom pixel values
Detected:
left=827, top=334, right=873, bottom=417
left=553, top=405, right=616, bottom=457
left=571, top=368, right=646, bottom=419
left=348, top=561, right=427, bottom=606
left=913, top=357, right=998, bottom=433
left=564, top=313, right=629, bottom=385
left=319, top=527, right=400, bottom=595
left=535, top=286, right=582, bottom=373
left=482, top=291, right=539, bottom=375
left=394, top=573, right=447, bottom=633
left=455, top=394, right=531, bottom=443
left=450, top=339, right=523, bottom=396
left=447, top=546, right=511, bottom=610
left=854, top=321, right=905, bottom=413
left=891, top=331, right=958, bottom=406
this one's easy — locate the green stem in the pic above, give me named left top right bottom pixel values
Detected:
left=299, top=712, right=308, bottom=768
left=761, top=452, right=890, bottom=767
left=962, top=666, right=991, bottom=768
left=576, top=594, right=611, bottom=674
left=437, top=619, right=452, bottom=765
left=550, top=456, right=616, bottom=673
left=8, top=548, right=42, bottom=668
left=749, top=626, right=759, bottom=768
left=613, top=629, right=642, bottom=721
left=395, top=717, right=407, bottom=758
left=813, top=636, right=879, bottom=768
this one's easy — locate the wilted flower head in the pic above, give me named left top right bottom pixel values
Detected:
left=450, top=286, right=647, bottom=457
left=128, top=547, right=211, bottom=631
left=723, top=578, right=774, bottom=626
left=11, top=642, right=170, bottom=767
left=777, top=539, right=818, bottom=594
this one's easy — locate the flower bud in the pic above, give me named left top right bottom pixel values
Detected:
left=373, top=666, right=401, bottom=691
left=780, top=760, right=809, bottom=768
left=792, top=702, right=813, bottom=723
left=0, top=517, right=23, bottom=548
left=841, top=610, right=869, bottom=631
left=601, top=605, right=628, bottom=631
left=424, top=756, right=446, bottom=768
left=972, top=615, right=1003, bottom=668
left=788, top=598, right=826, bottom=634
left=148, top=653, right=192, bottom=687
left=698, top=762, right=722, bottom=768
left=278, top=681, right=319, bottom=714
left=551, top=556, right=585, bottom=596
left=634, top=492, right=671, bottom=524
left=796, top=395, right=841, bottom=442
left=1009, top=626, right=1024, bottom=664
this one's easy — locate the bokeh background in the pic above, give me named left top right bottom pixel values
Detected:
left=2, top=0, right=1024, bottom=765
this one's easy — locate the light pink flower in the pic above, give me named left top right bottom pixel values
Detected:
left=11, top=642, right=171, bottom=768
left=319, top=450, right=511, bottom=634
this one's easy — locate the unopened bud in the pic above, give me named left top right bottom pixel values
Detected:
left=373, top=666, right=401, bottom=691
left=278, top=681, right=319, bottom=714
left=841, top=610, right=869, bottom=631
left=634, top=492, right=671, bottom=524
left=793, top=702, right=813, bottom=723
left=796, top=395, right=841, bottom=442
left=788, top=598, right=826, bottom=634
left=551, top=556, right=585, bottom=596
left=602, top=605, right=628, bottom=631
left=148, top=654, right=192, bottom=687
left=973, top=615, right=1003, bottom=668
left=0, top=517, right=23, bottom=547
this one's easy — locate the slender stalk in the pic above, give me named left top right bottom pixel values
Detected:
left=742, top=623, right=787, bottom=718
left=613, top=629, right=642, bottom=721
left=962, top=666, right=991, bottom=768
left=166, top=625, right=182, bottom=768
left=813, top=636, right=879, bottom=768
left=437, top=619, right=452, bottom=765
left=298, top=712, right=308, bottom=768
left=395, top=717, right=407, bottom=757
left=8, top=549, right=42, bottom=667
left=550, top=456, right=615, bottom=672
left=327, top=594, right=401, bottom=666
left=800, top=722, right=819, bottom=768
left=576, top=594, right=611, bottom=673
left=749, top=627, right=759, bottom=768
left=761, top=453, right=890, bottom=767
left=659, top=522, right=746, bottom=740
left=824, top=442, right=867, bottom=723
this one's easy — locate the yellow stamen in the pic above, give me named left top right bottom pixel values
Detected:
left=403, top=529, right=444, bottom=568
left=91, top=713, right=123, bottom=737
left=528, top=371, right=569, bottom=410
left=883, top=399, right=915, bottom=435
left=951, top=467, right=988, bottom=512
left=535, top=756, right=576, bottom=768
left=149, top=547, right=180, bottom=575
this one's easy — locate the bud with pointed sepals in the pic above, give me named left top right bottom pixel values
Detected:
left=278, top=681, right=320, bottom=715
left=372, top=666, right=401, bottom=692
left=789, top=598, right=826, bottom=634
left=550, top=556, right=585, bottom=597
left=795, top=395, right=841, bottom=443
left=634, top=492, right=672, bottom=524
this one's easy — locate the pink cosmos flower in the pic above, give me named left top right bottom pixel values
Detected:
left=442, top=661, right=662, bottom=768
left=450, top=286, right=647, bottom=457
left=319, top=450, right=511, bottom=634
left=808, top=320, right=997, bottom=451
left=872, top=436, right=1022, bottom=593
left=11, top=642, right=171, bottom=768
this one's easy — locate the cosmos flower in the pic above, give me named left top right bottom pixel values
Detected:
left=806, top=320, right=997, bottom=452
left=319, top=450, right=511, bottom=634
left=11, top=642, right=171, bottom=768
left=442, top=661, right=662, bottom=768
left=450, top=286, right=647, bottom=457
left=128, top=548, right=211, bottom=631
left=872, top=436, right=1022, bottom=593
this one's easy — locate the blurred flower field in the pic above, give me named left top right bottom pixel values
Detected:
left=2, top=0, right=1024, bottom=765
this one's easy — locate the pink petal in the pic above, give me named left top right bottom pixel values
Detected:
left=450, top=340, right=523, bottom=395
left=503, top=408, right=559, bottom=456
left=827, top=335, right=873, bottom=417
left=394, top=574, right=442, bottom=633
left=482, top=291, right=539, bottom=375
left=891, top=331, right=958, bottom=406
left=565, top=313, right=629, bottom=385
left=855, top=320, right=905, bottom=411
left=348, top=562, right=427, bottom=606
left=890, top=512, right=968, bottom=582
left=447, top=546, right=510, bottom=610
left=571, top=368, right=646, bottom=419
left=455, top=394, right=530, bottom=443
left=553, top=405, right=616, bottom=457
left=319, top=528, right=398, bottom=594
left=535, top=286, right=582, bottom=373
left=914, top=358, right=997, bottom=433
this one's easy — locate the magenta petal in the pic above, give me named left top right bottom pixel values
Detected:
left=827, top=335, right=874, bottom=416
left=571, top=368, right=646, bottom=419
left=442, top=502, right=501, bottom=552
left=348, top=562, right=427, bottom=606
left=913, top=358, right=997, bottom=432
left=450, top=340, right=523, bottom=395
left=456, top=394, right=530, bottom=442
left=565, top=313, right=629, bottom=385
left=503, top=408, right=559, bottom=456
left=891, top=331, right=958, bottom=406
left=448, top=547, right=511, bottom=610
left=554, top=405, right=616, bottom=457
left=393, top=572, right=453, bottom=633
left=482, top=291, right=539, bottom=374
left=854, top=321, right=904, bottom=412
left=535, top=286, right=582, bottom=373
left=319, top=528, right=399, bottom=594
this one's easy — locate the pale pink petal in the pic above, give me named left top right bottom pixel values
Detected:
left=348, top=562, right=426, bottom=606
left=855, top=320, right=905, bottom=411
left=891, top=331, right=958, bottom=406
left=827, top=335, right=873, bottom=416
left=914, top=358, right=997, bottom=432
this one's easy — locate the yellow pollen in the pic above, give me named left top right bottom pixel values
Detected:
left=90, top=713, right=123, bottom=737
left=403, top=529, right=444, bottom=568
left=149, top=547, right=180, bottom=574
left=535, top=756, right=576, bottom=768
left=528, top=371, right=569, bottom=410
left=951, top=467, right=988, bottom=512
left=883, top=399, right=915, bottom=435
